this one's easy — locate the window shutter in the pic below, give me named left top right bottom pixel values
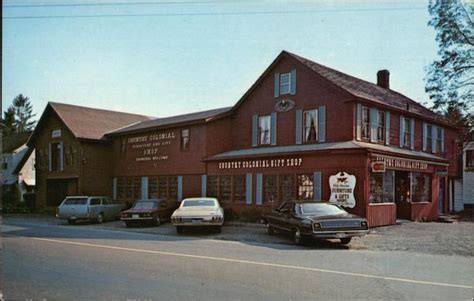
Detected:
left=295, top=109, right=303, bottom=145
left=48, top=143, right=52, bottom=172
left=441, top=128, right=445, bottom=152
left=290, top=69, right=297, bottom=95
left=432, top=125, right=437, bottom=153
left=177, top=176, right=183, bottom=201
left=370, top=108, right=378, bottom=143
left=399, top=116, right=404, bottom=147
left=256, top=173, right=263, bottom=205
left=252, top=114, right=258, bottom=147
left=271, top=112, right=277, bottom=146
left=113, top=177, right=118, bottom=200
left=245, top=173, right=253, bottom=204
left=318, top=106, right=326, bottom=142
left=313, top=171, right=322, bottom=201
left=274, top=73, right=280, bottom=98
left=410, top=119, right=415, bottom=150
left=141, top=176, right=148, bottom=200
left=356, top=103, right=362, bottom=141
left=385, top=111, right=390, bottom=145
left=201, top=174, right=207, bottom=197
left=422, top=122, right=428, bottom=151
left=59, top=142, right=64, bottom=171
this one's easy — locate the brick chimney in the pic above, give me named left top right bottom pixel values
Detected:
left=377, top=70, right=390, bottom=89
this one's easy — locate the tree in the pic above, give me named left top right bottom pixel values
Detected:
left=12, top=94, right=36, bottom=133
left=425, top=0, right=474, bottom=113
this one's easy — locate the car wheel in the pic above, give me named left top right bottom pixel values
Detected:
left=267, top=223, right=274, bottom=235
left=340, top=237, right=352, bottom=245
left=96, top=213, right=105, bottom=224
left=125, top=222, right=131, bottom=228
left=176, top=226, right=184, bottom=234
left=293, top=228, right=304, bottom=245
left=67, top=219, right=76, bottom=225
left=215, top=226, right=222, bottom=234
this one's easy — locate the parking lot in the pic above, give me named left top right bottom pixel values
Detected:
left=3, top=214, right=474, bottom=256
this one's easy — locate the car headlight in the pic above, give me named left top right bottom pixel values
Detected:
left=313, top=223, right=321, bottom=230
left=361, top=221, right=368, bottom=228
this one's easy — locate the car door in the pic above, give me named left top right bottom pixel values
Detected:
left=89, top=197, right=101, bottom=218
left=277, top=201, right=294, bottom=232
left=271, top=201, right=293, bottom=232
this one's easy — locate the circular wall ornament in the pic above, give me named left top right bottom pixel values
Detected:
left=274, top=99, right=295, bottom=112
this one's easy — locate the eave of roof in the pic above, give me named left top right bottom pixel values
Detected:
left=204, top=140, right=449, bottom=165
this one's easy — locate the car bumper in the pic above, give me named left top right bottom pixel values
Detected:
left=172, top=219, right=224, bottom=227
left=311, top=230, right=368, bottom=239
left=57, top=214, right=91, bottom=221
left=121, top=217, right=154, bottom=221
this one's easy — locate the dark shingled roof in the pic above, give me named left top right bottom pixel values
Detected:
left=49, top=102, right=152, bottom=140
left=285, top=51, right=445, bottom=123
left=108, top=107, right=232, bottom=135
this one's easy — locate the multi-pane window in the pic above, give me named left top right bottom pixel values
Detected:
left=403, top=117, right=411, bottom=147
left=280, top=174, right=295, bottom=203
left=168, top=176, right=178, bottom=201
left=280, top=73, right=291, bottom=95
left=304, top=110, right=318, bottom=142
left=426, top=124, right=433, bottom=152
left=436, top=127, right=443, bottom=153
left=219, top=175, right=232, bottom=202
left=411, top=173, right=431, bottom=202
left=148, top=176, right=159, bottom=199
left=258, top=115, right=271, bottom=145
left=369, top=171, right=394, bottom=203
left=158, top=176, right=168, bottom=199
left=181, top=129, right=190, bottom=151
left=264, top=175, right=278, bottom=203
left=207, top=176, right=219, bottom=198
left=117, top=177, right=126, bottom=200
left=466, top=150, right=474, bottom=168
left=377, top=110, right=385, bottom=142
left=51, top=142, right=61, bottom=171
left=132, top=177, right=141, bottom=200
left=362, top=107, right=370, bottom=139
left=233, top=175, right=246, bottom=202
left=297, top=174, right=314, bottom=200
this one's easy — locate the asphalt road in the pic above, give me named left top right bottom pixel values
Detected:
left=1, top=219, right=473, bottom=301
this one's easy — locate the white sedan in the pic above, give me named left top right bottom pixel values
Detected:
left=171, top=197, right=224, bottom=233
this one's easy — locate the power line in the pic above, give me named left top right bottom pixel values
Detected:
left=3, top=6, right=427, bottom=20
left=3, top=1, right=221, bottom=8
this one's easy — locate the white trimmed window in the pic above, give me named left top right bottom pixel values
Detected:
left=280, top=73, right=291, bottom=95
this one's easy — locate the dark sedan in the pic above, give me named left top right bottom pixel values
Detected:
left=120, top=199, right=178, bottom=227
left=262, top=200, right=368, bottom=245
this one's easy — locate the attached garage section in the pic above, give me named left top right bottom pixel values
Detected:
left=46, top=178, right=78, bottom=206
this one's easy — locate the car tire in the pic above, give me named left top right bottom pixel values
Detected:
left=267, top=223, right=275, bottom=235
left=215, top=226, right=222, bottom=234
left=293, top=228, right=305, bottom=245
left=125, top=222, right=131, bottom=228
left=96, top=213, right=105, bottom=224
left=340, top=237, right=352, bottom=245
left=67, top=219, right=76, bottom=225
left=176, top=226, right=184, bottom=234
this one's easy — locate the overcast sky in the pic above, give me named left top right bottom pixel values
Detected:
left=3, top=0, right=438, bottom=120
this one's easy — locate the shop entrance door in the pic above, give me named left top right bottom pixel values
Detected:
left=395, top=171, right=411, bottom=220
left=438, top=177, right=445, bottom=214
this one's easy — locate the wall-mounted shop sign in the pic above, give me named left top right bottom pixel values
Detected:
left=51, top=129, right=61, bottom=138
left=372, top=155, right=428, bottom=171
left=274, top=99, right=295, bottom=112
left=371, top=161, right=386, bottom=173
left=126, top=131, right=176, bottom=162
left=218, top=157, right=303, bottom=170
left=329, top=171, right=356, bottom=208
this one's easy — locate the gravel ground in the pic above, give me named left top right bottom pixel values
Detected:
left=3, top=214, right=474, bottom=257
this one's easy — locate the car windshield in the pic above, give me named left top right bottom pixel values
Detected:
left=64, top=198, right=88, bottom=205
left=182, top=200, right=215, bottom=207
left=299, top=203, right=347, bottom=216
left=133, top=201, right=158, bottom=209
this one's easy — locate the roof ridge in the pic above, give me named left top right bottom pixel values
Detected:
left=49, top=101, right=154, bottom=119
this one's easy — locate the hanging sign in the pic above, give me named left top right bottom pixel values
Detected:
left=329, top=171, right=356, bottom=208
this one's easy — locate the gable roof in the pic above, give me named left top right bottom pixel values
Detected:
left=28, top=102, right=152, bottom=146
left=232, top=50, right=450, bottom=126
left=108, top=107, right=232, bottom=135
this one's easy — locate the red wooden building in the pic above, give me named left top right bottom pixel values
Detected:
left=30, top=51, right=461, bottom=227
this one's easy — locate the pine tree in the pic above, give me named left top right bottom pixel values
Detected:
left=12, top=94, right=36, bottom=133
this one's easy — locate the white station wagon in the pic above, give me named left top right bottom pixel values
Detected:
left=171, top=197, right=224, bottom=234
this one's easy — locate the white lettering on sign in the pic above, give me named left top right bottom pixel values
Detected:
left=329, top=171, right=356, bottom=208
left=218, top=158, right=303, bottom=170
left=127, top=131, right=176, bottom=162
left=373, top=155, right=428, bottom=171
left=52, top=129, right=61, bottom=138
